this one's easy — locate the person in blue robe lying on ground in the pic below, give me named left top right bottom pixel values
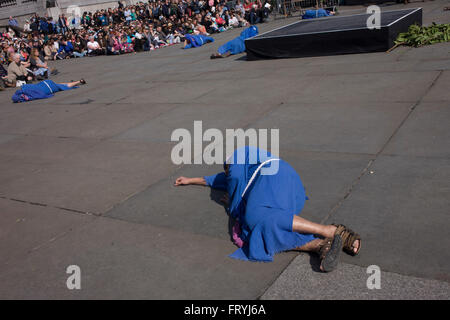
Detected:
left=210, top=26, right=259, bottom=59
left=182, top=34, right=215, bottom=49
left=302, top=8, right=335, bottom=19
left=174, top=146, right=361, bottom=272
left=11, top=79, right=86, bottom=103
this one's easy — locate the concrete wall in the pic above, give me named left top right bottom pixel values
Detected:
left=0, top=1, right=46, bottom=25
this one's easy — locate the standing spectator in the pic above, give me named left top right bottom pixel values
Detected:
left=58, top=15, right=69, bottom=35
left=124, top=7, right=132, bottom=25
left=23, top=20, right=32, bottom=33
left=8, top=17, right=19, bottom=27
left=40, top=17, right=50, bottom=35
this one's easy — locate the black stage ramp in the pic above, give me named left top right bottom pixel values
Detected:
left=245, top=8, right=422, bottom=60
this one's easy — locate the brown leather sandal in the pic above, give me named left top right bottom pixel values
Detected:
left=333, top=224, right=361, bottom=256
left=318, top=234, right=342, bottom=272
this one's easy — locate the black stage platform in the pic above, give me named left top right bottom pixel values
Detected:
left=245, top=8, right=422, bottom=60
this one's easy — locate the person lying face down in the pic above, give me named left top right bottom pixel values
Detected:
left=174, top=146, right=361, bottom=271
left=302, top=8, right=336, bottom=19
left=210, top=25, right=258, bottom=59
left=182, top=33, right=214, bottom=49
left=11, top=78, right=86, bottom=103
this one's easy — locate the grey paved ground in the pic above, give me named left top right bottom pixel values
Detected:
left=0, top=2, right=449, bottom=299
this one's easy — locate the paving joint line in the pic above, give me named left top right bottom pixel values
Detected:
left=0, top=195, right=99, bottom=216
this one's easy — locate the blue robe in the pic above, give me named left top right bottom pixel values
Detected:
left=183, top=34, right=215, bottom=49
left=218, top=26, right=258, bottom=55
left=11, top=80, right=75, bottom=103
left=204, top=146, right=317, bottom=262
left=302, top=9, right=332, bottom=19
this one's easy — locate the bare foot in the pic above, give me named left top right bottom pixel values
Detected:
left=351, top=239, right=361, bottom=254
left=327, top=224, right=360, bottom=254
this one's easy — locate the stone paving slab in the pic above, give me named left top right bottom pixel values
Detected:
left=249, top=101, right=413, bottom=155
left=0, top=198, right=95, bottom=267
left=0, top=135, right=100, bottom=162
left=280, top=150, right=373, bottom=223
left=113, top=102, right=277, bottom=143
left=105, top=164, right=232, bottom=241
left=0, top=215, right=297, bottom=299
left=324, top=155, right=450, bottom=282
left=58, top=140, right=176, bottom=176
left=383, top=101, right=450, bottom=158
left=422, top=70, right=450, bottom=102
left=0, top=104, right=100, bottom=135
left=0, top=161, right=176, bottom=214
left=261, top=254, right=450, bottom=300
left=31, top=103, right=176, bottom=139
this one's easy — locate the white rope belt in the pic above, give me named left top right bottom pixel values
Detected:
left=241, top=158, right=280, bottom=198
left=42, top=80, right=53, bottom=94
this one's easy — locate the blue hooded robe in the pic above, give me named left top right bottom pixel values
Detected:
left=11, top=80, right=76, bottom=103
left=204, top=146, right=317, bottom=262
left=218, top=25, right=258, bottom=56
left=183, top=34, right=215, bottom=49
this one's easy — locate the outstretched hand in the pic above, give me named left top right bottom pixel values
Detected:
left=174, top=176, right=191, bottom=186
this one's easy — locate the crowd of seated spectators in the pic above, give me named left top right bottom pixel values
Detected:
left=1, top=0, right=271, bottom=88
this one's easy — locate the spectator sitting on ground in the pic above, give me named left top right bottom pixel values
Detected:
left=121, top=35, right=134, bottom=53
left=193, top=20, right=208, bottom=36
left=43, top=40, right=57, bottom=60
left=2, top=53, right=34, bottom=87
left=72, top=36, right=88, bottom=58
left=29, top=48, right=49, bottom=80
left=56, top=37, right=74, bottom=59
left=214, top=13, right=227, bottom=30
left=97, top=33, right=108, bottom=54
left=86, top=36, right=103, bottom=56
